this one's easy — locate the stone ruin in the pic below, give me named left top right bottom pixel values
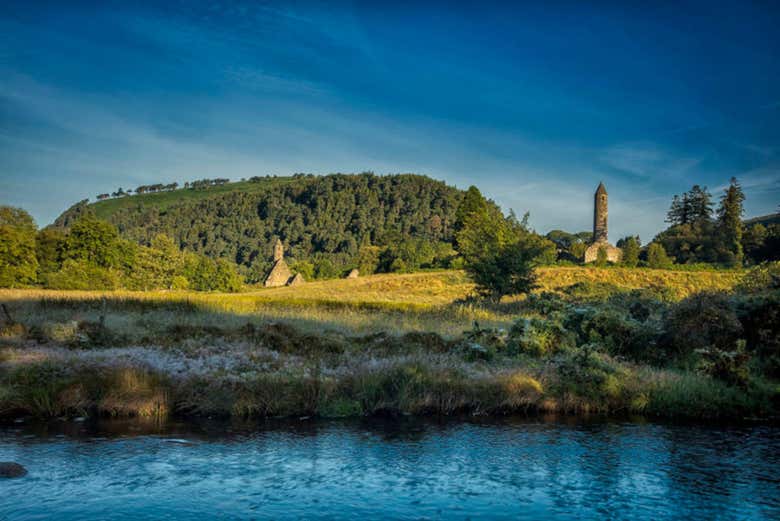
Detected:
left=346, top=269, right=359, bottom=279
left=263, top=239, right=304, bottom=287
left=584, top=182, right=622, bottom=263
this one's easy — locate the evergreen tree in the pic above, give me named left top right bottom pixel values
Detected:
left=687, top=185, right=713, bottom=224
left=717, top=177, right=746, bottom=266
left=666, top=195, right=685, bottom=225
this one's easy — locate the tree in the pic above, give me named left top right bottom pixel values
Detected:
left=357, top=236, right=381, bottom=275
left=0, top=206, right=38, bottom=287
left=619, top=236, right=640, bottom=267
left=454, top=186, right=489, bottom=234
left=666, top=186, right=713, bottom=226
left=456, top=204, right=546, bottom=302
left=717, top=177, right=746, bottom=266
left=646, top=243, right=673, bottom=269
left=687, top=185, right=713, bottom=224
left=63, top=216, right=124, bottom=268
left=35, top=227, right=66, bottom=276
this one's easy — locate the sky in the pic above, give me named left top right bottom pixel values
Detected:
left=1, top=0, right=779, bottom=240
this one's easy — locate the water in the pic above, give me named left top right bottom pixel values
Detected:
left=1, top=416, right=778, bottom=520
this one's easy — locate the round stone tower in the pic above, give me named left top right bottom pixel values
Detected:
left=584, top=182, right=622, bottom=263
left=593, top=182, right=608, bottom=243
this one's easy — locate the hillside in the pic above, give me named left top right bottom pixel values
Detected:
left=53, top=173, right=465, bottom=281
left=745, top=212, right=780, bottom=227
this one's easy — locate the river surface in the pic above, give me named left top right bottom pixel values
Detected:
left=1, top=416, right=778, bottom=520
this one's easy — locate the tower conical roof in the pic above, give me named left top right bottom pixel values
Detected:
left=596, top=182, right=607, bottom=195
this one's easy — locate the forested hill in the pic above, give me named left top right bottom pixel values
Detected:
left=745, top=212, right=780, bottom=227
left=53, top=173, right=465, bottom=281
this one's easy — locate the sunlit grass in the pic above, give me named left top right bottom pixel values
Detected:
left=1, top=266, right=763, bottom=421
left=0, top=267, right=742, bottom=338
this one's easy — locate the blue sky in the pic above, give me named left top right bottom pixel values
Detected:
left=1, top=1, right=778, bottom=241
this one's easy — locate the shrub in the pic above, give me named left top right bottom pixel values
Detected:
left=735, top=291, right=780, bottom=377
left=509, top=316, right=574, bottom=357
left=647, top=243, right=673, bottom=269
left=577, top=308, right=660, bottom=363
left=695, top=340, right=750, bottom=387
left=663, top=292, right=743, bottom=361
left=737, top=262, right=780, bottom=293
left=562, top=281, right=624, bottom=302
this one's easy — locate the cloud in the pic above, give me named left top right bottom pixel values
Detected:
left=600, top=142, right=701, bottom=180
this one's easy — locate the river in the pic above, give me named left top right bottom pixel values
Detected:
left=1, top=416, right=778, bottom=520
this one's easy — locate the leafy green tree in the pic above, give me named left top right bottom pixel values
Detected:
left=456, top=205, right=545, bottom=302
left=44, top=259, right=121, bottom=290
left=212, top=259, right=243, bottom=292
left=717, top=177, right=746, bottom=266
left=313, top=257, right=339, bottom=279
left=125, top=234, right=184, bottom=290
left=357, top=241, right=381, bottom=275
left=0, top=206, right=39, bottom=287
left=646, top=243, right=673, bottom=269
left=454, top=186, right=488, bottom=233
left=35, top=227, right=66, bottom=277
left=290, top=260, right=315, bottom=280
left=618, top=236, right=640, bottom=267
left=63, top=216, right=125, bottom=268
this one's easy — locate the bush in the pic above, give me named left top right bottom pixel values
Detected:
left=647, top=243, right=673, bottom=269
left=576, top=308, right=660, bottom=363
left=663, top=292, right=742, bottom=361
left=695, top=340, right=750, bottom=387
left=735, top=291, right=780, bottom=377
left=509, top=316, right=574, bottom=357
left=737, top=262, right=780, bottom=293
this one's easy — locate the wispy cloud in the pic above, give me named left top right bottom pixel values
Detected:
left=600, top=142, right=701, bottom=180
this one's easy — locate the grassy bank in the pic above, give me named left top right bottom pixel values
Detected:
left=2, top=267, right=776, bottom=422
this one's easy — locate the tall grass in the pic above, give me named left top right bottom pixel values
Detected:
left=1, top=267, right=766, bottom=422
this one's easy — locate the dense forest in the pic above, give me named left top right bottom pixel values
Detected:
left=54, top=173, right=465, bottom=282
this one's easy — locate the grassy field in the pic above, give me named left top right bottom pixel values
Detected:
left=3, top=266, right=771, bottom=423
left=0, top=267, right=743, bottom=338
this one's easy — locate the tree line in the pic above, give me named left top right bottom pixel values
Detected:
left=95, top=178, right=236, bottom=201
left=545, top=177, right=778, bottom=269
left=1, top=210, right=242, bottom=291
left=4, top=173, right=778, bottom=298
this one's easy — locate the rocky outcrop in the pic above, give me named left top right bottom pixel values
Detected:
left=346, top=269, right=359, bottom=279
left=0, top=462, right=27, bottom=478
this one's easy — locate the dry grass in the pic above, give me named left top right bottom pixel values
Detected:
left=0, top=264, right=772, bottom=423
left=0, top=267, right=743, bottom=338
